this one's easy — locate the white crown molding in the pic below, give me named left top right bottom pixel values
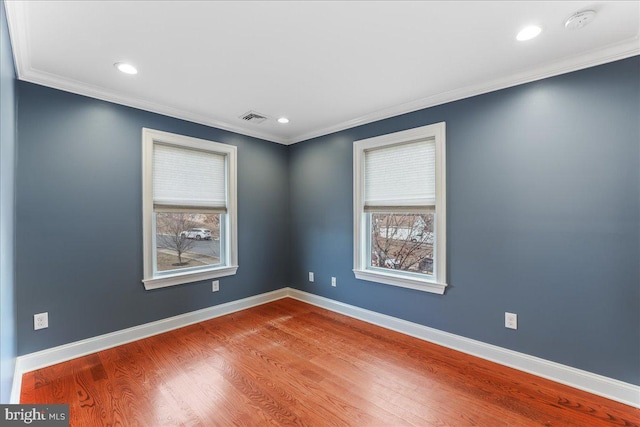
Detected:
left=4, top=0, right=289, bottom=145
left=4, top=0, right=30, bottom=79
left=16, top=69, right=292, bottom=145
left=11, top=287, right=640, bottom=408
left=5, top=0, right=638, bottom=146
left=288, top=37, right=640, bottom=144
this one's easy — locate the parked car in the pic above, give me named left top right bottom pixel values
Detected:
left=180, top=228, right=212, bottom=240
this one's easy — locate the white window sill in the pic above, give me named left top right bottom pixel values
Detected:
left=353, top=269, right=447, bottom=295
left=143, top=265, right=238, bottom=290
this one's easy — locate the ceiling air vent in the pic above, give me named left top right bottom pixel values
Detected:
left=240, top=111, right=268, bottom=124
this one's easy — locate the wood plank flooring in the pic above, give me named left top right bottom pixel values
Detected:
left=21, top=298, right=639, bottom=426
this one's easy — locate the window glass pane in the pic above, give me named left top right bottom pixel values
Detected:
left=369, top=212, right=434, bottom=275
left=155, top=212, right=222, bottom=272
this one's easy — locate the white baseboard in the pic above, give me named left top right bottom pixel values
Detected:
left=11, top=286, right=640, bottom=409
left=10, top=288, right=289, bottom=403
left=287, top=288, right=640, bottom=409
left=9, top=360, right=19, bottom=404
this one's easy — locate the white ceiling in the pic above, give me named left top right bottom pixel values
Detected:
left=5, top=1, right=639, bottom=145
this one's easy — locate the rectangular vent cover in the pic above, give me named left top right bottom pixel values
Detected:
left=240, top=111, right=268, bottom=124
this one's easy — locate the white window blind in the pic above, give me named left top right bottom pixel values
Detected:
left=153, top=143, right=227, bottom=212
left=364, top=138, right=435, bottom=211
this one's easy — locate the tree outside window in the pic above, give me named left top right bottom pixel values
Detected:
left=155, top=213, right=221, bottom=271
left=370, top=212, right=434, bottom=275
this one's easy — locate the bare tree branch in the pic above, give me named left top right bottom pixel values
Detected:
left=371, top=213, right=434, bottom=274
left=157, top=213, right=198, bottom=265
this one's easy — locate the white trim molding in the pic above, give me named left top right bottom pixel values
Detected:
left=353, top=122, right=447, bottom=294
left=143, top=266, right=239, bottom=290
left=5, top=1, right=639, bottom=146
left=10, top=288, right=289, bottom=403
left=11, top=287, right=640, bottom=409
left=3, top=0, right=289, bottom=145
left=288, top=288, right=640, bottom=409
left=9, top=364, right=20, bottom=404
left=353, top=269, right=446, bottom=295
left=141, top=128, right=238, bottom=290
left=289, top=37, right=640, bottom=145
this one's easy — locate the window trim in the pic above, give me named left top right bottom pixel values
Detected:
left=353, top=122, right=447, bottom=295
left=142, top=128, right=238, bottom=290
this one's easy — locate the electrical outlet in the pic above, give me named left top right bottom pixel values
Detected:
left=34, top=312, right=48, bottom=330
left=309, top=272, right=314, bottom=282
left=505, top=312, right=518, bottom=330
left=331, top=277, right=337, bottom=287
left=212, top=280, right=219, bottom=292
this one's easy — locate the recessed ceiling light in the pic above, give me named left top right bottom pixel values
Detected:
left=516, top=25, right=542, bottom=41
left=114, top=62, right=138, bottom=75
left=277, top=117, right=290, bottom=124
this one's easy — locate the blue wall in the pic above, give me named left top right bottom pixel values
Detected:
left=15, top=83, right=290, bottom=355
left=9, top=32, right=639, bottom=388
left=289, top=57, right=640, bottom=385
left=0, top=0, right=17, bottom=403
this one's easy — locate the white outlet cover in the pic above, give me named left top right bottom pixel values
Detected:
left=34, top=312, right=48, bottom=330
left=212, top=280, right=220, bottom=292
left=331, top=277, right=336, bottom=286
left=309, top=272, right=314, bottom=282
left=505, top=312, right=518, bottom=330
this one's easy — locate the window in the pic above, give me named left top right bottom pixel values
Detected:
left=353, top=122, right=447, bottom=294
left=142, top=129, right=237, bottom=290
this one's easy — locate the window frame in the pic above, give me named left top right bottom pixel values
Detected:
left=142, top=128, right=238, bottom=290
left=353, top=122, right=447, bottom=295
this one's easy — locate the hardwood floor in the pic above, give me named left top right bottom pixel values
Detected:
left=21, top=298, right=639, bottom=426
